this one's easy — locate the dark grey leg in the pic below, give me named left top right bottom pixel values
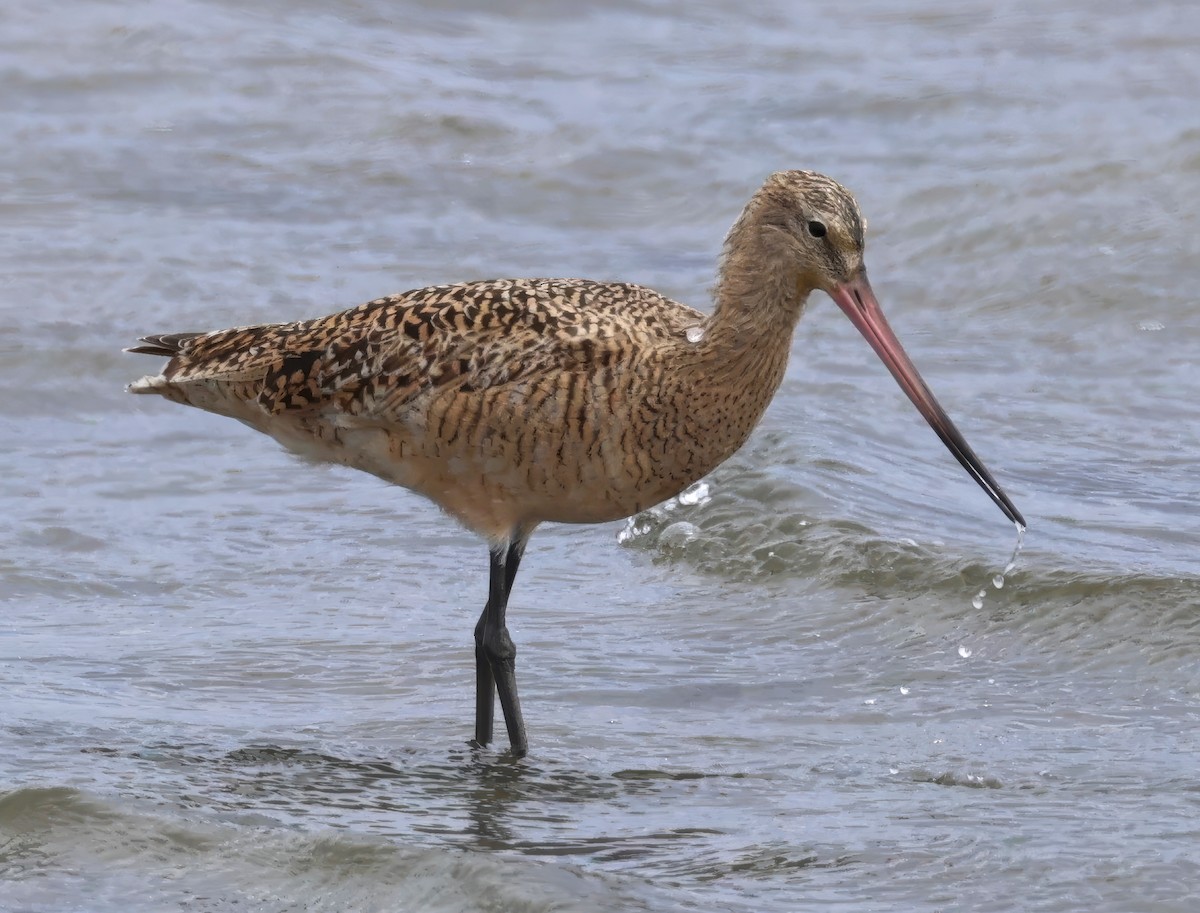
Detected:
left=473, top=536, right=528, bottom=756
left=473, top=594, right=496, bottom=749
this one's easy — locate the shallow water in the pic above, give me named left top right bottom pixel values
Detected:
left=3, top=0, right=1199, bottom=910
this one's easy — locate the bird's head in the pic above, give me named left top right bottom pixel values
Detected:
left=755, top=169, right=868, bottom=292
left=727, top=170, right=1026, bottom=530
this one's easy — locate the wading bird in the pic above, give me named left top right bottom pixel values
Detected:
left=128, top=171, right=1025, bottom=757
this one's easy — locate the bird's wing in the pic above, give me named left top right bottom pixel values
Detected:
left=131, top=278, right=705, bottom=419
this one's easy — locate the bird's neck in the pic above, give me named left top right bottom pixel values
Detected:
left=657, top=222, right=815, bottom=490
left=698, top=221, right=812, bottom=383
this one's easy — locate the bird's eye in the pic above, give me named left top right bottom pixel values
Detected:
left=807, top=220, right=827, bottom=238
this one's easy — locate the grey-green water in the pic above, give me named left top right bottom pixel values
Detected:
left=3, top=1, right=1199, bottom=910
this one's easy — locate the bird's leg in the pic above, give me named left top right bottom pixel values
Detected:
left=495, top=537, right=527, bottom=756
left=473, top=537, right=529, bottom=756
left=473, top=587, right=496, bottom=749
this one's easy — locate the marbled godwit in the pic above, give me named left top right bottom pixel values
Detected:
left=127, top=171, right=1025, bottom=757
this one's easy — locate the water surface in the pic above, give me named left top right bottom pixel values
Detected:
left=3, top=1, right=1199, bottom=910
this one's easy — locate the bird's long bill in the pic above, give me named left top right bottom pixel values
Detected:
left=829, top=271, right=1026, bottom=530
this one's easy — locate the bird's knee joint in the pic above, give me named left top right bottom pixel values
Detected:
left=482, top=627, right=516, bottom=664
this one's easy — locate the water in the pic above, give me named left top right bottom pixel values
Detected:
left=3, top=0, right=1199, bottom=910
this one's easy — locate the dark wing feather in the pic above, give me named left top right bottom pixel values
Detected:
left=127, top=278, right=703, bottom=419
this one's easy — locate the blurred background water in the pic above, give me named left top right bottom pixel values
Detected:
left=2, top=1, right=1199, bottom=910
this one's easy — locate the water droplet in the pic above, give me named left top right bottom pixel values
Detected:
left=958, top=645, right=973, bottom=659
left=685, top=325, right=705, bottom=343
left=616, top=518, right=652, bottom=544
left=899, top=686, right=910, bottom=695
left=969, top=525, right=1024, bottom=607
left=1011, top=525, right=1026, bottom=559
left=677, top=480, right=711, bottom=506
left=659, top=521, right=700, bottom=549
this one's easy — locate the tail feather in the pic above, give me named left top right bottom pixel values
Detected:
left=124, top=333, right=202, bottom=357
left=127, top=374, right=167, bottom=394
left=126, top=332, right=200, bottom=396
left=124, top=325, right=286, bottom=406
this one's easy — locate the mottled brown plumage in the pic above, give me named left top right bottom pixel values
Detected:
left=127, top=170, right=1023, bottom=757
